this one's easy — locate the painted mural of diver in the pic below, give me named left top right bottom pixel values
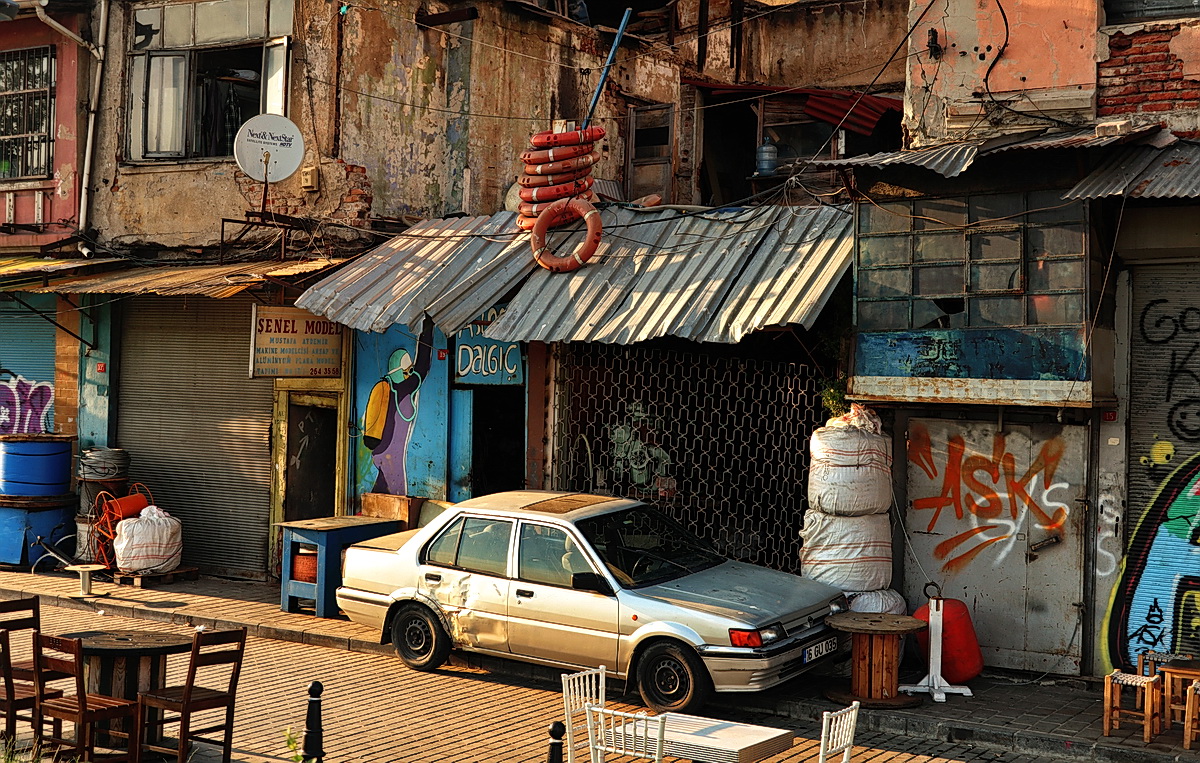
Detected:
left=363, top=321, right=435, bottom=495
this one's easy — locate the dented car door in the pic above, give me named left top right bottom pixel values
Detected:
left=418, top=515, right=512, bottom=652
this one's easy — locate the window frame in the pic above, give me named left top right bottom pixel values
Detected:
left=422, top=515, right=514, bottom=578
left=0, top=45, right=55, bottom=181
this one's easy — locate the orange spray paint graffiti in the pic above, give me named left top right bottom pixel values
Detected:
left=908, top=422, right=1069, bottom=573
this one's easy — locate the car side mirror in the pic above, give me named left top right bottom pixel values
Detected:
left=572, top=571, right=614, bottom=596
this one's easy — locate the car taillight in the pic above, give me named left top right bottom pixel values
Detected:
left=729, top=629, right=764, bottom=648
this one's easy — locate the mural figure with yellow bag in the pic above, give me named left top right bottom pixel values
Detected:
left=362, top=321, right=435, bottom=494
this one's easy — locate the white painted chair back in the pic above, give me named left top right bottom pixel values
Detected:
left=818, top=700, right=860, bottom=763
left=584, top=704, right=666, bottom=763
left=562, top=665, right=606, bottom=763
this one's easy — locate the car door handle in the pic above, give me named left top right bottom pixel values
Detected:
left=515, top=589, right=534, bottom=599
left=424, top=573, right=442, bottom=583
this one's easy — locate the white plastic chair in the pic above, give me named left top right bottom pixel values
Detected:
left=818, top=700, right=860, bottom=763
left=562, top=665, right=606, bottom=763
left=584, top=703, right=666, bottom=763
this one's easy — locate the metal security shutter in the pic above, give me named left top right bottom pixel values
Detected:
left=0, top=294, right=57, bottom=433
left=1106, top=0, right=1200, bottom=23
left=117, top=295, right=274, bottom=578
left=1120, top=265, right=1200, bottom=668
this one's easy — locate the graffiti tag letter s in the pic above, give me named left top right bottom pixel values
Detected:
left=0, top=375, right=54, bottom=435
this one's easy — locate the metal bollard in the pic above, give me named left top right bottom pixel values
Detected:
left=546, top=721, right=565, bottom=763
left=302, top=681, right=325, bottom=763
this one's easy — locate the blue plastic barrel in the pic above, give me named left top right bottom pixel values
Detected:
left=0, top=435, right=74, bottom=496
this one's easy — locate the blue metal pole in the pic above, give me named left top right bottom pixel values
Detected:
left=581, top=8, right=633, bottom=130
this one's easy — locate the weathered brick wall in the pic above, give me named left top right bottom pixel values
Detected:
left=1099, top=25, right=1200, bottom=136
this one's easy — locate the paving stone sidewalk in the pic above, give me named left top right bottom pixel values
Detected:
left=0, top=569, right=1195, bottom=761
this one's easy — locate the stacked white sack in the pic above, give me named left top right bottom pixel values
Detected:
left=799, top=511, right=892, bottom=591
left=847, top=588, right=907, bottom=615
left=807, top=425, right=893, bottom=516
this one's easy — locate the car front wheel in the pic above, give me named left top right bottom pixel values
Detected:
left=391, top=603, right=451, bottom=670
left=636, top=641, right=713, bottom=713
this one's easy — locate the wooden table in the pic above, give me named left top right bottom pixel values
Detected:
left=1160, top=661, right=1200, bottom=729
left=60, top=628, right=194, bottom=743
left=641, top=712, right=794, bottom=763
left=825, top=612, right=927, bottom=708
left=277, top=516, right=402, bottom=618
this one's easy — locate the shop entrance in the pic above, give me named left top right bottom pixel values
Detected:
left=284, top=393, right=339, bottom=522
left=470, top=385, right=526, bottom=497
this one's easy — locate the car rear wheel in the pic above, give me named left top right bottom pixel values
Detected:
left=391, top=603, right=451, bottom=670
left=636, top=641, right=713, bottom=713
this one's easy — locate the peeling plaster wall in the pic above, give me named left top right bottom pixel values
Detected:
left=903, top=0, right=1098, bottom=146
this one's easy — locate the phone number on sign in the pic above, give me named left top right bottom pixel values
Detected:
left=309, top=366, right=341, bottom=376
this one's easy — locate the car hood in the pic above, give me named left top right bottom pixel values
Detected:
left=636, top=561, right=840, bottom=626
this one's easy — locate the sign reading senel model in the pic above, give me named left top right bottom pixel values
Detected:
left=251, top=305, right=343, bottom=378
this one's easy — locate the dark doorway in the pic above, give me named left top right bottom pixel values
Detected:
left=285, top=400, right=337, bottom=522
left=471, top=386, right=526, bottom=497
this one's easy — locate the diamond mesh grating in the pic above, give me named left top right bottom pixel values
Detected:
left=550, top=343, right=823, bottom=574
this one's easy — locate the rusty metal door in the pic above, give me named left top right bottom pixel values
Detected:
left=904, top=418, right=1087, bottom=674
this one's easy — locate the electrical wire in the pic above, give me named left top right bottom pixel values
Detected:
left=981, top=0, right=1077, bottom=129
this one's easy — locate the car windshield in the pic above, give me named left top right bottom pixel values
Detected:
left=575, top=505, right=725, bottom=588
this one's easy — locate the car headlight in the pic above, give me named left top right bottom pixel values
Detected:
left=829, top=594, right=850, bottom=616
left=728, top=624, right=785, bottom=648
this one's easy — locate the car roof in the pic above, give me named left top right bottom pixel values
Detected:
left=451, top=490, right=641, bottom=520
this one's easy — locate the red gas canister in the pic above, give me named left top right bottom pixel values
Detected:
left=914, top=596, right=984, bottom=685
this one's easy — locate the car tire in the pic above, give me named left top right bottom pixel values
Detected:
left=636, top=641, right=713, bottom=713
left=391, top=603, right=451, bottom=671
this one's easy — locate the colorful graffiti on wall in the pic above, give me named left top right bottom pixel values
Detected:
left=908, top=421, right=1071, bottom=573
left=0, top=370, right=54, bottom=435
left=361, top=322, right=435, bottom=495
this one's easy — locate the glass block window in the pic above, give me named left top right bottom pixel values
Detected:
left=855, top=191, right=1087, bottom=331
left=0, top=47, right=54, bottom=180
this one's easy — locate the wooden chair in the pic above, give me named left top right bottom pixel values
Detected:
left=1136, top=649, right=1196, bottom=709
left=33, top=634, right=142, bottom=762
left=138, top=627, right=246, bottom=763
left=561, top=665, right=606, bottom=763
left=1103, top=669, right=1161, bottom=743
left=584, top=704, right=666, bottom=763
left=0, top=629, right=61, bottom=742
left=0, top=597, right=68, bottom=686
left=818, top=700, right=860, bottom=763
left=1186, top=680, right=1200, bottom=750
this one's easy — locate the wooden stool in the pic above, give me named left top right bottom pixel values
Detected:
left=1136, top=650, right=1195, bottom=710
left=1186, top=680, right=1200, bottom=750
left=1104, top=670, right=1161, bottom=743
left=1160, top=663, right=1200, bottom=729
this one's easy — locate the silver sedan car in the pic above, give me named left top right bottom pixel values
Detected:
left=336, top=490, right=849, bottom=713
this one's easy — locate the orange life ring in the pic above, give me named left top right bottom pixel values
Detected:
left=522, top=151, right=601, bottom=176
left=518, top=190, right=598, bottom=217
left=518, top=176, right=594, bottom=204
left=529, top=126, right=606, bottom=149
left=530, top=198, right=602, bottom=273
left=517, top=165, right=594, bottom=188
left=521, top=142, right=594, bottom=164
left=516, top=203, right=576, bottom=231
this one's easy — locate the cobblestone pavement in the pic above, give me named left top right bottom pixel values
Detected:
left=5, top=605, right=1080, bottom=763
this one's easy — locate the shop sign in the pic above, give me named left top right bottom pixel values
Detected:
left=251, top=305, right=343, bottom=378
left=454, top=306, right=523, bottom=385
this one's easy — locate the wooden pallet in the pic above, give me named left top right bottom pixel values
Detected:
left=112, top=566, right=199, bottom=588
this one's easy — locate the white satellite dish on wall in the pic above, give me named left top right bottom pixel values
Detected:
left=233, top=114, right=304, bottom=182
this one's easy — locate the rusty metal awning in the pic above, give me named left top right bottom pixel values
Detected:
left=0, top=255, right=125, bottom=278
left=22, top=258, right=347, bottom=299
left=295, top=204, right=854, bottom=345
left=1065, top=142, right=1200, bottom=199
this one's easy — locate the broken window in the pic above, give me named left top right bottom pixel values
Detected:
left=0, top=47, right=53, bottom=179
left=126, top=0, right=291, bottom=161
left=855, top=191, right=1087, bottom=331
left=626, top=104, right=673, bottom=201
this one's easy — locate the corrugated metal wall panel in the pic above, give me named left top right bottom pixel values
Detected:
left=1116, top=265, right=1200, bottom=669
left=0, top=293, right=57, bottom=433
left=117, top=296, right=274, bottom=577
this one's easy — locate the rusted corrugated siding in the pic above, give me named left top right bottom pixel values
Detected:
left=25, top=259, right=344, bottom=297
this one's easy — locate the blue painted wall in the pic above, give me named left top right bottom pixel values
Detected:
left=855, top=327, right=1088, bottom=381
left=0, top=293, right=57, bottom=435
left=77, top=297, right=115, bottom=449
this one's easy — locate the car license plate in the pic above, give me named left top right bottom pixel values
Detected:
left=804, top=636, right=838, bottom=663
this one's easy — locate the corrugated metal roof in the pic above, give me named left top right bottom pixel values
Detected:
left=24, top=258, right=345, bottom=298
left=0, top=255, right=124, bottom=278
left=296, top=204, right=854, bottom=345
left=1066, top=142, right=1200, bottom=199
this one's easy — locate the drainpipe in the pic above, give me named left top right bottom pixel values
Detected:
left=24, top=0, right=108, bottom=253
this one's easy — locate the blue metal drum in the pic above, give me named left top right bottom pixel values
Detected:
left=0, top=435, right=74, bottom=496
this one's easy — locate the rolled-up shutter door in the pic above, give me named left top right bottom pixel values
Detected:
left=0, top=293, right=57, bottom=433
left=117, top=295, right=273, bottom=578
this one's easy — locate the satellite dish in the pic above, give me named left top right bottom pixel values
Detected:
left=233, top=114, right=304, bottom=182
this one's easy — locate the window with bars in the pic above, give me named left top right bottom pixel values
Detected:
left=855, top=190, right=1088, bottom=332
left=0, top=47, right=54, bottom=180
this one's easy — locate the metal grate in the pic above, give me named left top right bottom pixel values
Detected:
left=550, top=343, right=823, bottom=574
left=0, top=47, right=52, bottom=179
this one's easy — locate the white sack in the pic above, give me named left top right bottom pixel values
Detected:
left=800, top=512, right=892, bottom=592
left=808, top=462, right=892, bottom=516
left=824, top=403, right=883, bottom=434
left=847, top=588, right=908, bottom=615
left=810, top=426, right=892, bottom=469
left=113, top=506, right=182, bottom=574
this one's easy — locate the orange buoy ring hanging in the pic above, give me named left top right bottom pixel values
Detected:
left=529, top=126, right=606, bottom=148
left=517, top=165, right=595, bottom=188
left=522, top=151, right=601, bottom=177
left=530, top=197, right=602, bottom=273
left=518, top=190, right=598, bottom=218
left=521, top=142, right=594, bottom=164
left=518, top=176, right=594, bottom=204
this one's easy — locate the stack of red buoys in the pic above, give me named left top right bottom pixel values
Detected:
left=516, top=126, right=605, bottom=232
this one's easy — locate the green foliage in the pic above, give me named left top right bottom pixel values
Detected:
left=284, top=727, right=304, bottom=763
left=819, top=377, right=850, bottom=418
